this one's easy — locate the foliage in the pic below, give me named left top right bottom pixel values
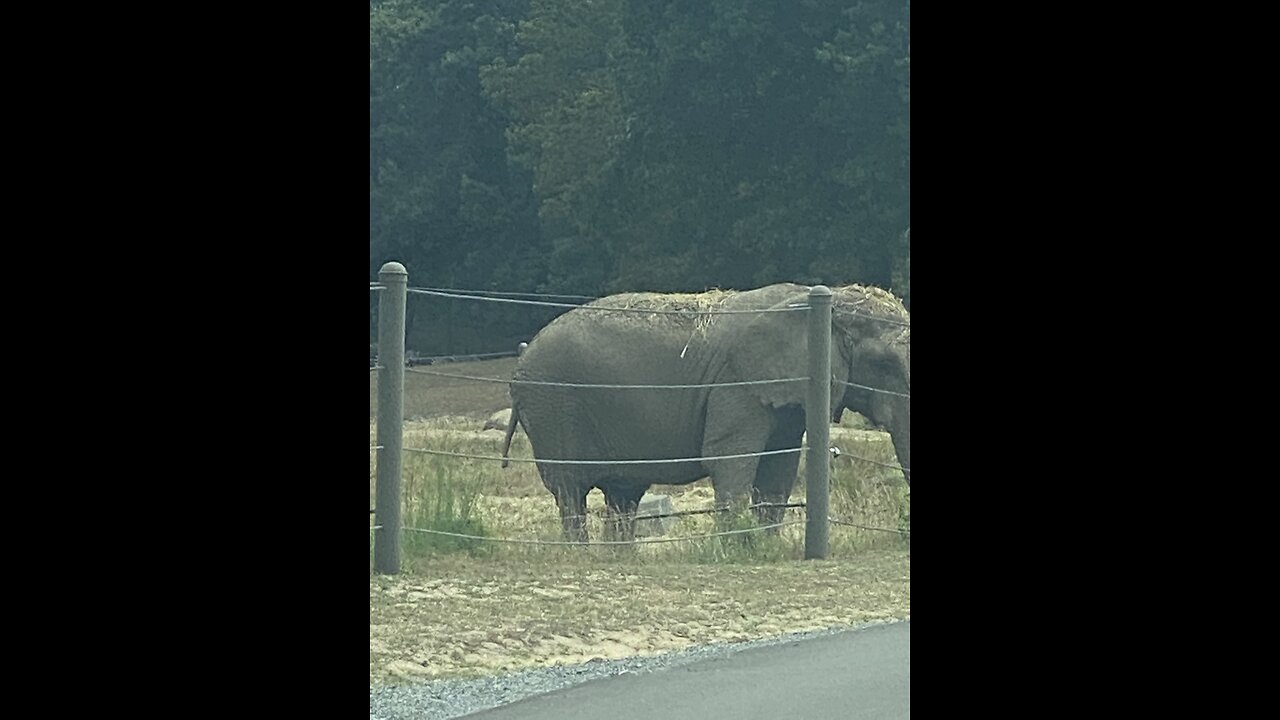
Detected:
left=401, top=454, right=492, bottom=556
left=371, top=0, right=910, bottom=353
left=370, top=0, right=550, bottom=349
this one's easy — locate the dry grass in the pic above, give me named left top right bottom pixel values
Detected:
left=370, top=358, right=909, bottom=684
left=832, top=283, right=908, bottom=317
left=370, top=550, right=910, bottom=683
left=592, top=288, right=736, bottom=312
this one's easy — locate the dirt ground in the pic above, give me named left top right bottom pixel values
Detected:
left=370, top=548, right=910, bottom=683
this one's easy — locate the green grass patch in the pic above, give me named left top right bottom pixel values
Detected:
left=401, top=454, right=492, bottom=557
left=681, top=508, right=800, bottom=563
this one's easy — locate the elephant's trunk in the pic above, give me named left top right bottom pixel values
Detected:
left=889, top=417, right=910, bottom=486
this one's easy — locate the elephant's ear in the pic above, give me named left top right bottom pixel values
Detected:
left=718, top=291, right=816, bottom=410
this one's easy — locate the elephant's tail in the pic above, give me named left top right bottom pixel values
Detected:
left=500, top=403, right=521, bottom=469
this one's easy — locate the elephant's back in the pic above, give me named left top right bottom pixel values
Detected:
left=524, top=283, right=809, bottom=349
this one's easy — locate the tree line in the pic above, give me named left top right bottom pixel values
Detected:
left=371, top=0, right=909, bottom=353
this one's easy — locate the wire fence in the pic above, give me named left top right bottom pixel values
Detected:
left=832, top=306, right=910, bottom=327
left=407, top=287, right=808, bottom=314
left=404, top=446, right=804, bottom=465
left=372, top=273, right=910, bottom=565
left=401, top=442, right=905, bottom=472
left=407, top=286, right=599, bottom=301
left=406, top=366, right=807, bottom=389
left=381, top=515, right=905, bottom=545
left=834, top=378, right=910, bottom=399
left=407, top=285, right=910, bottom=327
left=407, top=364, right=904, bottom=398
left=472, top=501, right=807, bottom=528
left=406, top=350, right=522, bottom=365
left=832, top=449, right=909, bottom=473
left=827, top=517, right=910, bottom=536
left=401, top=519, right=809, bottom=546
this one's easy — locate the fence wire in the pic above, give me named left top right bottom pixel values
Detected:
left=407, top=286, right=599, bottom=301
left=408, top=287, right=807, bottom=315
left=404, top=445, right=877, bottom=471
left=828, top=517, right=910, bottom=536
left=404, top=446, right=803, bottom=465
left=407, top=286, right=910, bottom=328
left=548, top=503, right=899, bottom=531
left=832, top=307, right=910, bottom=327
left=831, top=448, right=909, bottom=473
left=406, top=363, right=904, bottom=398
left=407, top=350, right=521, bottom=365
left=834, top=378, right=910, bottom=399
left=401, top=519, right=807, bottom=546
left=550, top=502, right=805, bottom=525
left=406, top=366, right=807, bottom=389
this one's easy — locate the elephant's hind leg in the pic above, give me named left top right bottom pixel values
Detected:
left=552, top=484, right=590, bottom=544
left=602, top=485, right=646, bottom=543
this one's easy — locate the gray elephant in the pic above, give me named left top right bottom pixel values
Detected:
left=500, top=283, right=910, bottom=542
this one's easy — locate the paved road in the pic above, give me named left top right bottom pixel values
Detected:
left=464, top=621, right=910, bottom=719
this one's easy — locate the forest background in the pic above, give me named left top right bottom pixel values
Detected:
left=370, top=0, right=910, bottom=353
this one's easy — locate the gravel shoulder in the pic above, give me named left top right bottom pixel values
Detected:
left=370, top=619, right=909, bottom=720
left=370, top=549, right=910, bottom=718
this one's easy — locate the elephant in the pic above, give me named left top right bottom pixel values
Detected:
left=499, top=282, right=910, bottom=543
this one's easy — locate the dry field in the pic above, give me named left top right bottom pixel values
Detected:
left=370, top=358, right=910, bottom=684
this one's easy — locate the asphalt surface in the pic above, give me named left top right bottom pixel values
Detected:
left=461, top=621, right=910, bottom=719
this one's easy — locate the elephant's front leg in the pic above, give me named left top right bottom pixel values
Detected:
left=702, top=395, right=774, bottom=525
left=752, top=449, right=802, bottom=529
left=706, top=456, right=760, bottom=514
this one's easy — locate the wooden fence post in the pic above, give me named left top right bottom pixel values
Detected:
left=805, top=285, right=832, bottom=559
left=374, top=261, right=407, bottom=574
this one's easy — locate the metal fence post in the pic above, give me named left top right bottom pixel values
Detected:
left=805, top=285, right=832, bottom=559
left=374, top=261, right=407, bottom=574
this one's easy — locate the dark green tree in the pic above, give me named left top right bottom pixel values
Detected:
left=370, top=0, right=552, bottom=350
left=481, top=0, right=909, bottom=295
left=371, top=1, right=910, bottom=350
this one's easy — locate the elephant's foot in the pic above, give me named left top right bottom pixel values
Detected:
left=603, top=487, right=644, bottom=545
left=555, top=488, right=590, bottom=543
left=749, top=485, right=791, bottom=532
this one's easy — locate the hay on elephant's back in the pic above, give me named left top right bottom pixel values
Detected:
left=586, top=289, right=738, bottom=333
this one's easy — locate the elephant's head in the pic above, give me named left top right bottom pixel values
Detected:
left=717, top=284, right=910, bottom=486
left=832, top=287, right=911, bottom=485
